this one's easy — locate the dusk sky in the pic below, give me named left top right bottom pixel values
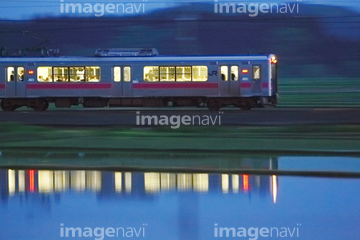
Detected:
left=0, top=0, right=359, bottom=20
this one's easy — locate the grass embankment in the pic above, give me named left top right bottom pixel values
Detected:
left=278, top=78, right=360, bottom=107
left=1, top=123, right=360, bottom=154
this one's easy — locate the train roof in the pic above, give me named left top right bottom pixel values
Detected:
left=0, top=54, right=274, bottom=63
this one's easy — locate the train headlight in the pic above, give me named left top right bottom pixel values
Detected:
left=271, top=56, right=277, bottom=64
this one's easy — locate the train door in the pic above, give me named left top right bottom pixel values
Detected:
left=112, top=66, right=132, bottom=97
left=112, top=66, right=122, bottom=97
left=251, top=65, right=262, bottom=93
left=229, top=65, right=239, bottom=96
left=219, top=65, right=239, bottom=96
left=5, top=66, right=26, bottom=97
left=122, top=66, right=132, bottom=97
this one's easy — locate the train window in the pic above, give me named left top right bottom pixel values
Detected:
left=231, top=66, right=238, bottom=81
left=114, top=67, right=121, bottom=82
left=192, top=66, right=208, bottom=82
left=123, top=66, right=131, bottom=82
left=176, top=66, right=191, bottom=82
left=220, top=66, right=228, bottom=81
left=54, top=67, right=68, bottom=82
left=17, top=67, right=24, bottom=81
left=7, top=67, right=14, bottom=82
left=144, top=66, right=159, bottom=82
left=160, top=66, right=175, bottom=82
left=70, top=67, right=85, bottom=82
left=253, top=65, right=261, bottom=80
left=86, top=66, right=101, bottom=82
left=37, top=67, right=53, bottom=82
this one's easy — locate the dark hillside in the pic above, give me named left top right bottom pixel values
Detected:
left=0, top=3, right=359, bottom=77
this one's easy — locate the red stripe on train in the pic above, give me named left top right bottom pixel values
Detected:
left=262, top=82, right=269, bottom=88
left=0, top=84, right=5, bottom=89
left=240, top=83, right=269, bottom=88
left=240, top=83, right=252, bottom=88
left=133, top=83, right=219, bottom=89
left=26, top=83, right=112, bottom=89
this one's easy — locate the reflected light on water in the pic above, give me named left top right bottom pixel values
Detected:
left=114, top=172, right=122, bottom=192
left=221, top=174, right=229, bottom=193
left=87, top=171, right=101, bottom=191
left=54, top=170, right=69, bottom=191
left=243, top=174, right=249, bottom=191
left=114, top=172, right=132, bottom=193
left=177, top=173, right=192, bottom=191
left=144, top=172, right=160, bottom=193
left=232, top=174, right=239, bottom=193
left=3, top=169, right=278, bottom=204
left=145, top=173, right=209, bottom=193
left=125, top=172, right=132, bottom=193
left=8, top=169, right=15, bottom=196
left=38, top=170, right=54, bottom=193
left=28, top=169, right=35, bottom=192
left=160, top=173, right=176, bottom=191
left=272, top=175, right=278, bottom=203
left=71, top=170, right=86, bottom=191
left=193, top=174, right=209, bottom=192
left=18, top=170, right=25, bottom=193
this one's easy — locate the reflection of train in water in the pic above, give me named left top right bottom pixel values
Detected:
left=0, top=48, right=278, bottom=111
left=0, top=157, right=278, bottom=203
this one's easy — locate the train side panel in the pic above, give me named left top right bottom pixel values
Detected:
left=0, top=54, right=278, bottom=111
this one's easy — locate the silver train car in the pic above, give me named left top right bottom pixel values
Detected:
left=0, top=48, right=278, bottom=111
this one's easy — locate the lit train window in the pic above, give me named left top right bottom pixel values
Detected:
left=54, top=67, right=69, bottom=82
left=220, top=66, right=228, bottom=81
left=231, top=66, right=238, bottom=81
left=253, top=65, right=261, bottom=80
left=17, top=67, right=24, bottom=81
left=176, top=66, right=191, bottom=82
left=144, top=65, right=207, bottom=82
left=70, top=67, right=85, bottom=82
left=7, top=67, right=14, bottom=82
left=160, top=66, right=175, bottom=82
left=144, top=66, right=159, bottom=82
left=123, top=66, right=131, bottom=82
left=192, top=66, right=208, bottom=82
left=114, top=67, right=121, bottom=82
left=86, top=66, right=101, bottom=82
left=37, top=67, right=53, bottom=82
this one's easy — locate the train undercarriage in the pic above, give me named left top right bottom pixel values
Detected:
left=0, top=96, right=277, bottom=112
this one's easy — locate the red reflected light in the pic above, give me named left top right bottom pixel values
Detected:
left=242, top=69, right=249, bottom=74
left=28, top=170, right=35, bottom=192
left=243, top=174, right=249, bottom=191
left=28, top=70, right=34, bottom=75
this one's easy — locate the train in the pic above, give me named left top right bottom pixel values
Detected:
left=0, top=48, right=278, bottom=111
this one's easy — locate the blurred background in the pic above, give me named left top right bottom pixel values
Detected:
left=0, top=0, right=359, bottom=107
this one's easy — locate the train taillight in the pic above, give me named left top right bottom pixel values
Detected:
left=241, top=69, right=249, bottom=74
left=28, top=70, right=34, bottom=75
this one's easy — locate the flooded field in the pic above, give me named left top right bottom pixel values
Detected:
left=0, top=152, right=359, bottom=240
